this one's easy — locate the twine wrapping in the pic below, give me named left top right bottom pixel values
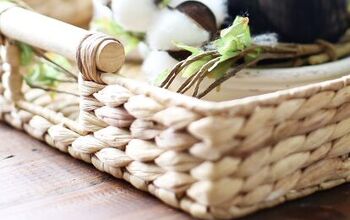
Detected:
left=76, top=32, right=120, bottom=84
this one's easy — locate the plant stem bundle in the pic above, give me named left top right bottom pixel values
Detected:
left=160, top=38, right=350, bottom=99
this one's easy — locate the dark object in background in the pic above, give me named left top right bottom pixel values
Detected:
left=226, top=0, right=272, bottom=35
left=176, top=1, right=217, bottom=35
left=226, top=0, right=349, bottom=43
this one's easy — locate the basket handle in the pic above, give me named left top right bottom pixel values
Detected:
left=0, top=2, right=127, bottom=135
left=0, top=2, right=125, bottom=76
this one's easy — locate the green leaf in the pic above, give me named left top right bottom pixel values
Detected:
left=24, top=62, right=63, bottom=88
left=215, top=16, right=252, bottom=62
left=220, top=16, right=250, bottom=39
left=181, top=59, right=210, bottom=78
left=158, top=0, right=171, bottom=8
left=244, top=48, right=262, bottom=63
left=42, top=65, right=60, bottom=81
left=154, top=69, right=171, bottom=86
left=154, top=16, right=257, bottom=86
left=173, top=41, right=202, bottom=55
left=208, top=60, right=233, bottom=79
left=46, top=53, right=71, bottom=70
left=17, top=42, right=34, bottom=66
left=124, top=36, right=140, bottom=54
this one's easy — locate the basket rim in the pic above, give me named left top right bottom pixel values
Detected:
left=102, top=63, right=350, bottom=115
left=233, top=56, right=350, bottom=82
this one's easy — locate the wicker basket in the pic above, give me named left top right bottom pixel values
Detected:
left=2, top=3, right=350, bottom=220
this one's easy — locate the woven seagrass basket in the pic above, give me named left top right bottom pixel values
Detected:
left=2, top=3, right=350, bottom=219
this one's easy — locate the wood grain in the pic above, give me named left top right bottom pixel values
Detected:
left=0, top=5, right=124, bottom=73
left=1, top=123, right=350, bottom=220
left=0, top=124, right=190, bottom=220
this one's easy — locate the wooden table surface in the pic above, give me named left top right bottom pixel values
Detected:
left=1, top=123, right=350, bottom=220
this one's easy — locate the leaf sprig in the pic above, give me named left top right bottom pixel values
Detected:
left=158, top=16, right=259, bottom=97
left=158, top=16, right=350, bottom=99
left=16, top=42, right=77, bottom=96
left=158, top=0, right=171, bottom=8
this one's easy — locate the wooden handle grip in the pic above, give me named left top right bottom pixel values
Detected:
left=0, top=3, right=125, bottom=73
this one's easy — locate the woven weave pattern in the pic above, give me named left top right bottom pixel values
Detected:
left=2, top=35, right=350, bottom=219
left=74, top=74, right=350, bottom=219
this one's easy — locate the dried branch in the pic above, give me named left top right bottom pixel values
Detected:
left=308, top=41, right=350, bottom=65
left=196, top=53, right=299, bottom=98
left=26, top=82, right=79, bottom=97
left=160, top=51, right=219, bottom=88
left=34, top=49, right=78, bottom=80
left=179, top=57, right=220, bottom=94
left=160, top=38, right=350, bottom=99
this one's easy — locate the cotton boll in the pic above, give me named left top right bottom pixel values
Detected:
left=198, top=0, right=228, bottom=26
left=111, top=0, right=159, bottom=33
left=99, top=0, right=111, bottom=5
left=142, top=51, right=178, bottom=83
left=138, top=42, right=151, bottom=59
left=147, top=9, right=210, bottom=50
left=125, top=49, right=142, bottom=62
left=125, top=42, right=151, bottom=61
left=92, top=0, right=113, bottom=20
left=169, top=0, right=228, bottom=26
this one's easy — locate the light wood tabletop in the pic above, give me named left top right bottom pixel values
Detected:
left=1, top=123, right=350, bottom=220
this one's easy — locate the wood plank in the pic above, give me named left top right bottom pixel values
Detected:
left=1, top=122, right=350, bottom=220
left=0, top=124, right=191, bottom=220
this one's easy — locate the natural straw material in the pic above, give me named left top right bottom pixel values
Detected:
left=77, top=33, right=123, bottom=84
left=2, top=6, right=350, bottom=220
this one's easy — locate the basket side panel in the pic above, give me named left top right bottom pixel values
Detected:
left=65, top=74, right=350, bottom=219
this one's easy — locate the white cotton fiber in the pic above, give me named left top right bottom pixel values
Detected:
left=99, top=0, right=111, bottom=5
left=169, top=0, right=228, bottom=26
left=253, top=33, right=279, bottom=46
left=198, top=0, right=228, bottom=26
left=138, top=42, right=151, bottom=59
left=92, top=0, right=113, bottom=19
left=111, top=0, right=159, bottom=33
left=142, top=51, right=178, bottom=83
left=169, top=0, right=188, bottom=7
left=147, top=9, right=210, bottom=50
